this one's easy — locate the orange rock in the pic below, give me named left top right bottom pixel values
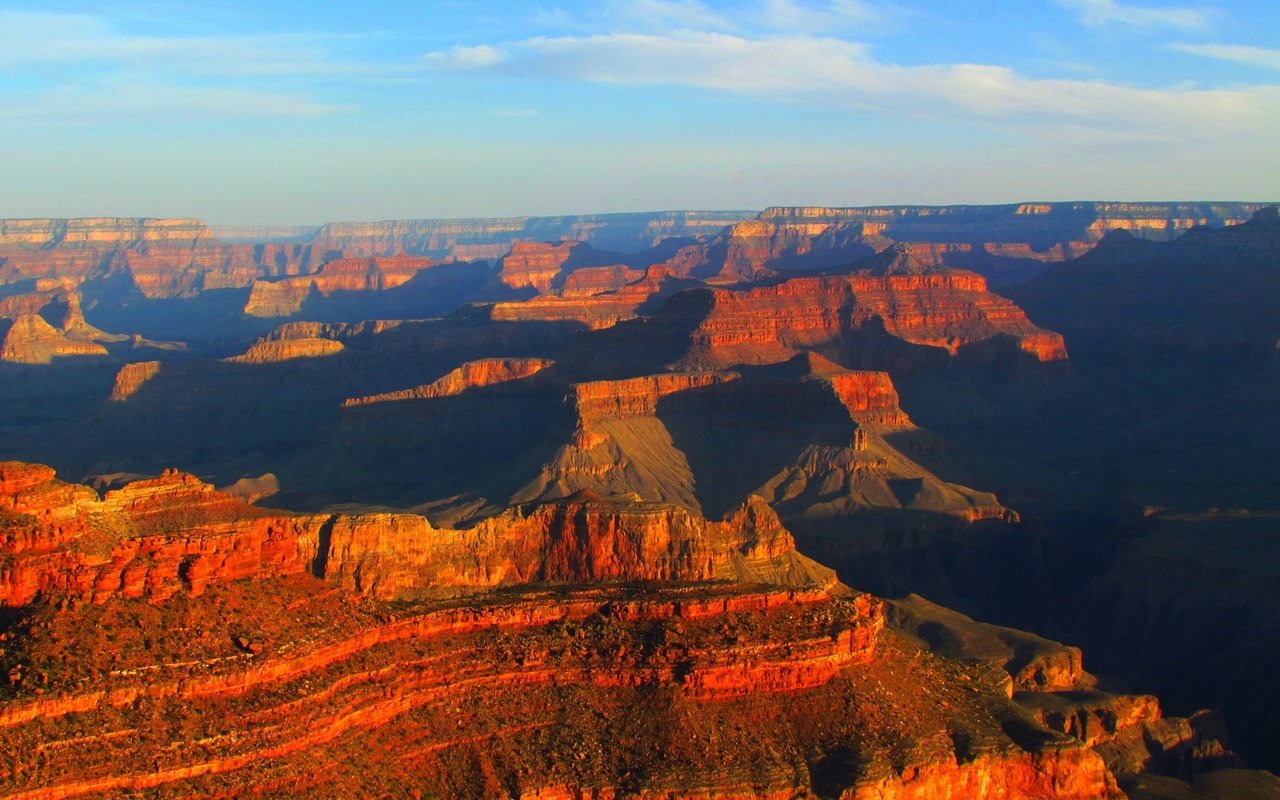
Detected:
left=343, top=358, right=554, bottom=407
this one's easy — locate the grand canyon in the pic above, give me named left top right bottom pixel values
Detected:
left=0, top=201, right=1277, bottom=798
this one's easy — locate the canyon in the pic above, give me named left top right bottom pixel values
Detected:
left=0, top=203, right=1277, bottom=797
left=0, top=461, right=1269, bottom=798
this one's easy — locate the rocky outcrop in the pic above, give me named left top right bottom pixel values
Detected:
left=689, top=203, right=1268, bottom=283
left=242, top=276, right=315, bottom=318
left=570, top=372, right=738, bottom=431
left=0, top=462, right=1264, bottom=798
left=0, top=314, right=109, bottom=364
left=319, top=494, right=835, bottom=600
left=487, top=263, right=675, bottom=330
left=559, top=264, right=644, bottom=297
left=343, top=357, right=554, bottom=406
left=108, top=361, right=162, bottom=401
left=257, top=319, right=407, bottom=344
left=0, top=218, right=215, bottom=249
left=0, top=463, right=829, bottom=607
left=496, top=241, right=589, bottom=292
left=512, top=359, right=1014, bottom=528
left=0, top=290, right=125, bottom=364
left=224, top=337, right=345, bottom=364
left=307, top=210, right=754, bottom=259
left=243, top=256, right=445, bottom=317
left=884, top=593, right=1264, bottom=793
left=662, top=266, right=1067, bottom=369
left=0, top=569, right=1138, bottom=800
left=887, top=594, right=1089, bottom=693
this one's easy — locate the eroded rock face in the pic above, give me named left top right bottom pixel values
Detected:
left=0, top=218, right=215, bottom=249
left=307, top=210, right=754, bottom=258
left=343, top=357, right=554, bottom=407
left=224, top=337, right=345, bottom=364
left=697, top=203, right=1268, bottom=282
left=0, top=572, right=1137, bottom=800
left=884, top=593, right=1259, bottom=794
left=661, top=268, right=1067, bottom=369
left=109, top=361, right=162, bottom=401
left=243, top=256, right=444, bottom=316
left=487, top=264, right=672, bottom=330
left=0, top=463, right=829, bottom=606
left=0, top=314, right=109, bottom=364
left=0, top=463, right=1265, bottom=798
left=497, top=241, right=584, bottom=292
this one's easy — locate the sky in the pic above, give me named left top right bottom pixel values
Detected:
left=1, top=0, right=1278, bottom=224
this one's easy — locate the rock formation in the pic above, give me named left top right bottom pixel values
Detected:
left=0, top=291, right=126, bottom=364
left=653, top=261, right=1067, bottom=370
left=2, top=204, right=1278, bottom=797
left=225, top=337, right=346, bottom=364
left=108, top=361, right=162, bottom=401
left=242, top=256, right=446, bottom=317
left=0, top=314, right=109, bottom=364
left=0, top=461, right=1268, bottom=797
left=343, top=357, right=554, bottom=406
left=680, top=202, right=1267, bottom=283
left=0, top=463, right=830, bottom=606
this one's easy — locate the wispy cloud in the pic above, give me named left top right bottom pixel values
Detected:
left=620, top=0, right=736, bottom=31
left=0, top=11, right=373, bottom=76
left=757, top=0, right=895, bottom=32
left=1173, top=42, right=1280, bottom=70
left=0, top=10, right=375, bottom=124
left=0, top=83, right=348, bottom=123
left=425, top=45, right=508, bottom=70
left=425, top=30, right=1279, bottom=142
left=530, top=0, right=899, bottom=36
left=1055, top=0, right=1214, bottom=30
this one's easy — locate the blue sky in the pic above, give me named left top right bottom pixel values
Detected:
left=1, top=0, right=1277, bottom=224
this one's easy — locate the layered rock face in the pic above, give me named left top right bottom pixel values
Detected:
left=690, top=202, right=1266, bottom=283
left=308, top=210, right=755, bottom=258
left=0, top=464, right=1250, bottom=799
left=488, top=264, right=674, bottom=330
left=0, top=463, right=831, bottom=606
left=0, top=291, right=123, bottom=364
left=0, top=465, right=1138, bottom=799
left=242, top=256, right=444, bottom=317
left=560, top=264, right=644, bottom=296
left=507, top=354, right=1012, bottom=530
left=884, top=594, right=1268, bottom=798
left=0, top=314, right=109, bottom=364
left=343, top=357, right=554, bottom=406
left=661, top=267, right=1067, bottom=370
left=495, top=240, right=630, bottom=292
left=0, top=218, right=215, bottom=249
left=225, top=337, right=346, bottom=364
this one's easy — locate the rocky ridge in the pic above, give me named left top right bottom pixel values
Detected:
left=658, top=267, right=1067, bottom=371
left=0, top=463, right=831, bottom=606
left=0, top=462, right=1265, bottom=797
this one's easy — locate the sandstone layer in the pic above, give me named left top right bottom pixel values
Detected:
left=343, top=357, right=555, bottom=406
left=652, top=265, right=1067, bottom=371
left=0, top=463, right=830, bottom=606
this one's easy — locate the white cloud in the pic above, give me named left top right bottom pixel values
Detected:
left=621, top=0, right=735, bottom=31
left=424, top=30, right=1280, bottom=142
left=532, top=0, right=898, bottom=36
left=1173, top=42, right=1280, bottom=70
left=1055, top=0, right=1213, bottom=30
left=758, top=0, right=893, bottom=32
left=0, top=10, right=367, bottom=125
left=425, top=45, right=509, bottom=70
